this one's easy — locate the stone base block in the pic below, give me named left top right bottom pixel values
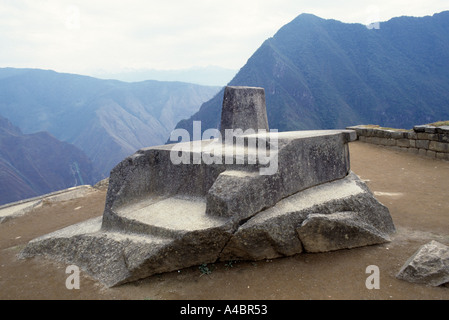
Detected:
left=20, top=172, right=395, bottom=287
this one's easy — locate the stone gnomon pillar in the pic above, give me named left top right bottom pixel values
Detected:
left=220, top=86, right=269, bottom=135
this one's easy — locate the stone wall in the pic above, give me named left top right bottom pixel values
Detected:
left=347, top=125, right=449, bottom=161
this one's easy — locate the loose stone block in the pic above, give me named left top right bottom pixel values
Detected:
left=297, top=211, right=391, bottom=253
left=396, top=240, right=449, bottom=287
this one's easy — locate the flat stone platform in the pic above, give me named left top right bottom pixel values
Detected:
left=115, top=196, right=227, bottom=237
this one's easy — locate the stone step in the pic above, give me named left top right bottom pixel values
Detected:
left=113, top=196, right=228, bottom=238
left=19, top=216, right=175, bottom=287
left=22, top=216, right=170, bottom=246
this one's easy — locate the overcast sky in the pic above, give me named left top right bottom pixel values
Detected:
left=1, top=0, right=448, bottom=77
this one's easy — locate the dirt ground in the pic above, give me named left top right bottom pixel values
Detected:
left=1, top=141, right=449, bottom=300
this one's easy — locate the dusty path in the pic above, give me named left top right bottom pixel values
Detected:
left=1, top=141, right=448, bottom=300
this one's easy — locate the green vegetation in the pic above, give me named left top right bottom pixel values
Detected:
left=199, top=263, right=213, bottom=276
left=356, top=124, right=411, bottom=131
left=224, top=260, right=237, bottom=269
left=427, top=121, right=449, bottom=127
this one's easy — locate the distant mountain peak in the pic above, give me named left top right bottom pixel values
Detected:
left=0, top=115, right=21, bottom=136
left=173, top=10, right=449, bottom=138
left=295, top=12, right=322, bottom=20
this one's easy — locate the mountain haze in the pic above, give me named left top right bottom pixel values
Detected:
left=93, top=66, right=238, bottom=86
left=0, top=68, right=220, bottom=177
left=173, top=11, right=449, bottom=137
left=0, top=116, right=96, bottom=205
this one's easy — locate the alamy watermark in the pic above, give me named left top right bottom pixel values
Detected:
left=365, top=265, right=380, bottom=289
left=365, top=5, right=381, bottom=30
left=168, top=121, right=279, bottom=176
left=65, top=265, right=80, bottom=290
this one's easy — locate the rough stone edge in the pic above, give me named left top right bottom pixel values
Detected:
left=396, top=240, right=449, bottom=287
left=220, top=172, right=395, bottom=259
left=18, top=216, right=235, bottom=287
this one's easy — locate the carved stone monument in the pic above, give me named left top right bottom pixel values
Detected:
left=20, top=86, right=395, bottom=287
left=220, top=86, right=269, bottom=136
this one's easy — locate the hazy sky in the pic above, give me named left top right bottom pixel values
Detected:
left=1, top=0, right=448, bottom=76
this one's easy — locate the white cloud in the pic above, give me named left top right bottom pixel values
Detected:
left=1, top=0, right=448, bottom=76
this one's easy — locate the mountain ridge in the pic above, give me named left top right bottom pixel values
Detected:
left=92, top=66, right=238, bottom=86
left=172, top=11, right=449, bottom=139
left=0, top=68, right=221, bottom=176
left=0, top=116, right=97, bottom=205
